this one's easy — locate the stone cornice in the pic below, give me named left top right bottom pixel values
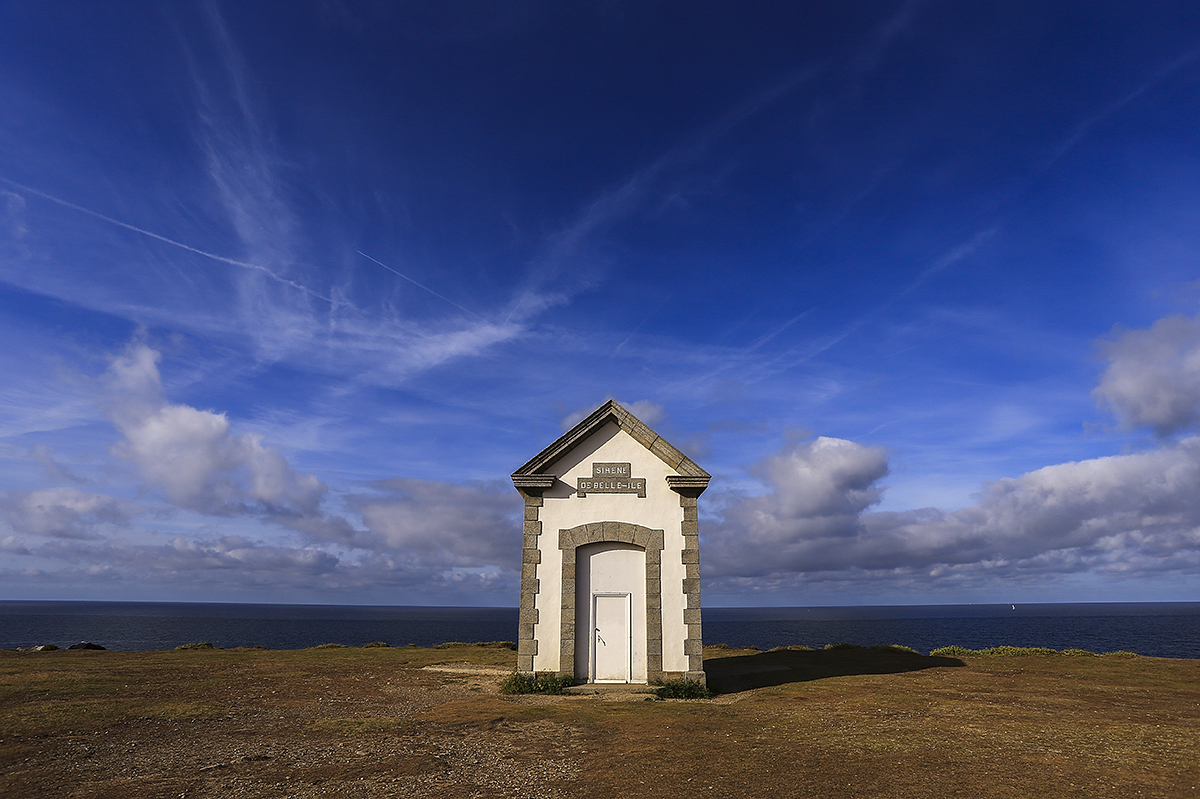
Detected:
left=666, top=475, right=711, bottom=496
left=511, top=474, right=556, bottom=491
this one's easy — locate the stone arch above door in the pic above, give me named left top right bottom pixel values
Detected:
left=558, top=522, right=664, bottom=681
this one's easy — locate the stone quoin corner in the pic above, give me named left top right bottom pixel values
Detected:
left=511, top=400, right=710, bottom=685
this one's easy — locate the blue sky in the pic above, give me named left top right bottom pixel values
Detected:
left=2, top=1, right=1200, bottom=606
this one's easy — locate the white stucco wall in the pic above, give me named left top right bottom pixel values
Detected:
left=531, top=421, right=690, bottom=676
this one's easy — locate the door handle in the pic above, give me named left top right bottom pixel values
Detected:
left=595, top=629, right=606, bottom=646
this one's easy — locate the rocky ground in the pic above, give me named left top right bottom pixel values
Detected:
left=3, top=645, right=1198, bottom=798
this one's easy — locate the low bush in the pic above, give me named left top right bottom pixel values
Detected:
left=822, top=643, right=921, bottom=654
left=363, top=641, right=389, bottom=648
left=315, top=643, right=347, bottom=649
left=174, top=642, right=214, bottom=650
left=654, top=679, right=712, bottom=699
left=931, top=645, right=1077, bottom=657
left=990, top=646, right=1058, bottom=656
left=498, top=672, right=575, bottom=695
left=431, top=640, right=515, bottom=650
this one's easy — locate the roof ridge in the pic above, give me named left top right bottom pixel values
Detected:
left=512, top=399, right=709, bottom=478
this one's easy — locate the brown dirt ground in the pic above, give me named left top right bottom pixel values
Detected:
left=1, top=644, right=1198, bottom=798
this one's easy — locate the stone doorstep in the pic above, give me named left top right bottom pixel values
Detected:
left=563, top=683, right=656, bottom=695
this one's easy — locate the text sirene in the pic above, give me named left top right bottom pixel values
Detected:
left=577, top=462, right=647, bottom=498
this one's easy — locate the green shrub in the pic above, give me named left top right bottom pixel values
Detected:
left=1062, top=648, right=1097, bottom=657
left=654, top=679, right=712, bottom=699
left=498, top=672, right=575, bottom=695
left=1101, top=650, right=1139, bottom=658
left=474, top=640, right=517, bottom=650
left=315, top=643, right=347, bottom=649
left=993, top=646, right=1057, bottom=656
left=174, top=642, right=214, bottom=650
left=433, top=641, right=469, bottom=649
left=363, top=641, right=390, bottom=648
left=821, top=643, right=920, bottom=654
left=869, top=644, right=919, bottom=654
left=930, top=645, right=1063, bottom=657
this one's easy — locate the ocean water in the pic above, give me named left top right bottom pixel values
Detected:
left=703, top=603, right=1200, bottom=659
left=1, top=601, right=1198, bottom=658
left=0, top=602, right=517, bottom=652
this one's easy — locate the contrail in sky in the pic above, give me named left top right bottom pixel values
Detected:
left=1, top=177, right=330, bottom=302
left=356, top=251, right=485, bottom=321
left=1051, top=44, right=1200, bottom=163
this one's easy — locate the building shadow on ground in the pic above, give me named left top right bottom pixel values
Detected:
left=703, top=646, right=966, bottom=694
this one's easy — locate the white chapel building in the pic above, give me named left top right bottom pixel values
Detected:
left=511, top=400, right=710, bottom=685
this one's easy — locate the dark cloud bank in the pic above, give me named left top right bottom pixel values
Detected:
left=4, top=316, right=1200, bottom=603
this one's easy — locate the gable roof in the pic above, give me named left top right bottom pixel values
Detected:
left=512, top=399, right=710, bottom=481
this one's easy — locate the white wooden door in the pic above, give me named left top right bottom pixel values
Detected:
left=592, top=593, right=631, bottom=683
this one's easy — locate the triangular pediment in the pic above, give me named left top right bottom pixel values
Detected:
left=512, top=400, right=709, bottom=485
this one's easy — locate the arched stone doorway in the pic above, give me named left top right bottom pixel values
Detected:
left=558, top=522, right=664, bottom=683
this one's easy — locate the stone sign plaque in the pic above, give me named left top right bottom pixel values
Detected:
left=577, top=462, right=646, bottom=497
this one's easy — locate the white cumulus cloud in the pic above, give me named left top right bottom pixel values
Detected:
left=706, top=435, right=1200, bottom=584
left=706, top=314, right=1200, bottom=591
left=105, top=343, right=326, bottom=516
left=1094, top=314, right=1200, bottom=437
left=347, top=478, right=520, bottom=568
left=0, top=487, right=139, bottom=540
left=705, top=436, right=889, bottom=576
left=1, top=535, right=30, bottom=554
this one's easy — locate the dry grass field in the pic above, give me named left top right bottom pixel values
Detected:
left=1, top=643, right=1197, bottom=798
